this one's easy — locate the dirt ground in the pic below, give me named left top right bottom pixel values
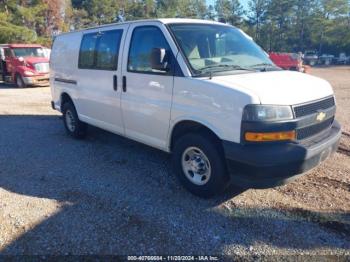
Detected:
left=0, top=67, right=349, bottom=257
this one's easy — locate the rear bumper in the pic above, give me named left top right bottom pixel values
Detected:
left=23, top=74, right=49, bottom=86
left=223, top=121, right=341, bottom=188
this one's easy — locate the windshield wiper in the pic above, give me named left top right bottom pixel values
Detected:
left=249, top=63, right=280, bottom=71
left=197, top=64, right=255, bottom=77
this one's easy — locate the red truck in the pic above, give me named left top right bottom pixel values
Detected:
left=0, top=44, right=50, bottom=88
left=269, top=52, right=305, bottom=72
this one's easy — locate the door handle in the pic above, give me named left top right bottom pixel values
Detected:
left=122, top=76, right=127, bottom=92
left=113, top=75, right=117, bottom=91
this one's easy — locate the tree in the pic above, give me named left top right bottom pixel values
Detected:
left=0, top=10, right=37, bottom=43
left=313, top=0, right=350, bottom=54
left=290, top=0, right=317, bottom=52
left=248, top=0, right=269, bottom=42
left=215, top=0, right=244, bottom=26
left=71, top=0, right=84, bottom=8
left=206, top=4, right=216, bottom=20
left=1, top=0, right=349, bottom=55
left=157, top=0, right=207, bottom=19
left=265, top=0, right=296, bottom=51
left=82, top=0, right=120, bottom=25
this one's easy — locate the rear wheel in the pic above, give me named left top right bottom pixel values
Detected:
left=172, top=133, right=230, bottom=198
left=62, top=101, right=87, bottom=139
left=15, top=74, right=26, bottom=88
left=309, top=60, right=316, bottom=66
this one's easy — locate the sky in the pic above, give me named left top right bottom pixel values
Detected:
left=206, top=0, right=249, bottom=10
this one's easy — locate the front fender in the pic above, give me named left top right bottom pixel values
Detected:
left=14, top=66, right=35, bottom=77
left=168, top=116, right=224, bottom=147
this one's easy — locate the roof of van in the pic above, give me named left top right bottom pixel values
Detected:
left=0, top=44, right=43, bottom=48
left=57, top=18, right=229, bottom=36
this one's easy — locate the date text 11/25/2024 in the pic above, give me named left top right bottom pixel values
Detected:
left=127, top=256, right=219, bottom=261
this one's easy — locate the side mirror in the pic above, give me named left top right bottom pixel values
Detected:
left=150, top=48, right=170, bottom=72
left=18, top=56, right=24, bottom=63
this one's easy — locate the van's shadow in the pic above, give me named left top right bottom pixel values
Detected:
left=0, top=82, right=18, bottom=89
left=0, top=81, right=46, bottom=89
left=0, top=115, right=349, bottom=255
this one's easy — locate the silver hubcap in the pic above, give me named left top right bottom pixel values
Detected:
left=65, top=110, right=76, bottom=132
left=182, top=147, right=211, bottom=186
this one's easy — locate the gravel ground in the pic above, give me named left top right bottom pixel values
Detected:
left=0, top=67, right=349, bottom=257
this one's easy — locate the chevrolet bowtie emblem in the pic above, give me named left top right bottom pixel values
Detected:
left=316, top=112, right=326, bottom=122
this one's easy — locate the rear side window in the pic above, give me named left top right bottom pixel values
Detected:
left=79, top=29, right=123, bottom=70
left=128, top=26, right=171, bottom=74
left=79, top=33, right=97, bottom=68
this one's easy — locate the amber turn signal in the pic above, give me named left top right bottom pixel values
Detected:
left=245, top=131, right=296, bottom=142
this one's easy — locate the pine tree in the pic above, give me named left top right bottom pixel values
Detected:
left=215, top=0, right=244, bottom=26
left=248, top=0, right=269, bottom=42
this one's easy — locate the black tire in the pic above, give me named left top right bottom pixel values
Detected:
left=62, top=102, right=87, bottom=139
left=15, top=73, right=26, bottom=88
left=172, top=133, right=230, bottom=198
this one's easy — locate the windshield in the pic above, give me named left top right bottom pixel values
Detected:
left=13, top=48, right=45, bottom=58
left=169, top=23, right=276, bottom=75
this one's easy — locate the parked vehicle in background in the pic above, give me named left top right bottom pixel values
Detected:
left=0, top=44, right=50, bottom=88
left=51, top=19, right=341, bottom=197
left=269, top=52, right=304, bottom=72
left=0, top=45, right=6, bottom=81
left=42, top=47, right=51, bottom=59
left=336, top=53, right=349, bottom=65
left=304, top=50, right=319, bottom=66
left=319, top=54, right=335, bottom=66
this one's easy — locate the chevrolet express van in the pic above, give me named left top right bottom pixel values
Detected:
left=50, top=19, right=341, bottom=197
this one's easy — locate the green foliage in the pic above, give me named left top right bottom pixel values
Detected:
left=157, top=0, right=207, bottom=18
left=249, top=0, right=350, bottom=54
left=0, top=21, right=37, bottom=43
left=215, top=0, right=244, bottom=25
left=82, top=0, right=120, bottom=25
left=0, top=0, right=349, bottom=55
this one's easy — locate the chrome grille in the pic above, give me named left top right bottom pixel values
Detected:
left=293, top=96, right=335, bottom=118
left=34, top=62, right=50, bottom=73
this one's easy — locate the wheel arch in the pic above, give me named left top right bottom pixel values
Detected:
left=60, top=92, right=74, bottom=108
left=14, top=71, right=23, bottom=80
left=168, top=119, right=223, bottom=153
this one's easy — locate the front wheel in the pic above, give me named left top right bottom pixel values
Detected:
left=172, top=133, right=230, bottom=198
left=62, top=102, right=87, bottom=139
left=15, top=74, right=26, bottom=88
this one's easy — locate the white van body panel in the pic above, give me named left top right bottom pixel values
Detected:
left=170, top=77, right=260, bottom=145
left=210, top=71, right=334, bottom=105
left=50, top=32, right=82, bottom=111
left=74, top=24, right=130, bottom=136
left=120, top=21, right=180, bottom=150
left=50, top=18, right=336, bottom=153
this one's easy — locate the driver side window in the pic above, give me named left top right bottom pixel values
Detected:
left=128, top=26, right=171, bottom=74
left=4, top=48, right=12, bottom=58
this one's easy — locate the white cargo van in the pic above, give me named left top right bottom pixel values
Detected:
left=50, top=19, right=341, bottom=197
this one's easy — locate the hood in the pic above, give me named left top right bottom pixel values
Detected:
left=209, top=71, right=334, bottom=105
left=24, top=56, right=49, bottom=65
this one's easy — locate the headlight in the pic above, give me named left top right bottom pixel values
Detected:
left=24, top=71, right=35, bottom=76
left=243, top=105, right=293, bottom=122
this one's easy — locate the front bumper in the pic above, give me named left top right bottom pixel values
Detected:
left=23, top=74, right=49, bottom=86
left=223, top=121, right=341, bottom=188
